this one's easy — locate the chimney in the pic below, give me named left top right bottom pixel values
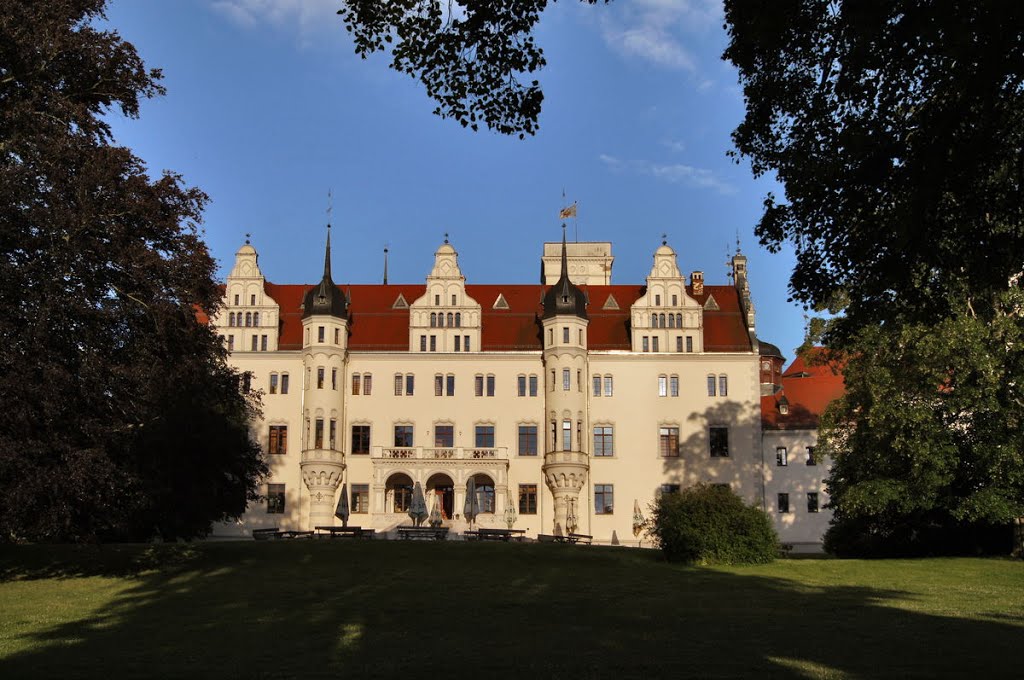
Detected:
left=691, top=271, right=704, bottom=296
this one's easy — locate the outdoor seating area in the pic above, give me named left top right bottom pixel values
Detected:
left=396, top=525, right=449, bottom=541
left=536, top=533, right=592, bottom=545
left=314, top=525, right=375, bottom=539
left=464, top=528, right=526, bottom=542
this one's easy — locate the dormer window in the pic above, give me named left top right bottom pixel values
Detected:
left=779, top=403, right=789, bottom=415
left=250, top=294, right=256, bottom=305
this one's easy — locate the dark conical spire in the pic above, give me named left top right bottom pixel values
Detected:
left=302, top=223, right=348, bottom=320
left=542, top=224, right=588, bottom=320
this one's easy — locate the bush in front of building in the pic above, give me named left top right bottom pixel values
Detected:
left=650, top=484, right=778, bottom=564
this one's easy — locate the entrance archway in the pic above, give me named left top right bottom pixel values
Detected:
left=469, top=473, right=496, bottom=514
left=385, top=472, right=413, bottom=513
left=426, top=473, right=454, bottom=520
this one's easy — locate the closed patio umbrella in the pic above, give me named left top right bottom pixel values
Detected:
left=409, top=481, right=429, bottom=527
left=632, top=498, right=645, bottom=538
left=428, top=493, right=443, bottom=528
left=335, top=483, right=350, bottom=527
left=463, top=476, right=479, bottom=529
left=504, top=492, right=518, bottom=529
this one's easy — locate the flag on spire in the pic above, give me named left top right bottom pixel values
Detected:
left=559, top=202, right=577, bottom=219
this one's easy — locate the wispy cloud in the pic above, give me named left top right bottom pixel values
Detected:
left=599, top=153, right=735, bottom=195
left=598, top=0, right=722, bottom=76
left=211, top=0, right=341, bottom=41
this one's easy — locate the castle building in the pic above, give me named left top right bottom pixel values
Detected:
left=212, top=228, right=838, bottom=547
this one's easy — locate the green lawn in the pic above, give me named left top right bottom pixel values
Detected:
left=0, top=542, right=1021, bottom=679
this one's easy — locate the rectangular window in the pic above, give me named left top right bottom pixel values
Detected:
left=446, top=374, right=455, bottom=396
left=518, top=425, right=538, bottom=456
left=363, top=374, right=372, bottom=395
left=234, top=294, right=239, bottom=305
left=562, top=420, right=572, bottom=451
left=594, top=484, right=614, bottom=514
left=518, top=375, right=527, bottom=397
left=707, top=375, right=716, bottom=397
left=420, top=335, right=427, bottom=352
left=652, top=336, right=659, bottom=352
left=267, top=484, right=285, bottom=514
left=281, top=373, right=289, bottom=394
left=318, top=326, right=325, bottom=343
left=454, top=335, right=461, bottom=352
left=261, top=335, right=268, bottom=351
left=430, top=335, right=436, bottom=352
left=314, top=419, right=324, bottom=449
left=670, top=375, right=679, bottom=397
left=660, top=484, right=681, bottom=495
left=435, top=374, right=443, bottom=396
left=686, top=336, right=693, bottom=352
left=351, top=425, right=370, bottom=455
left=529, top=375, right=538, bottom=397
left=807, top=492, right=819, bottom=513
left=394, top=425, right=413, bottom=448
left=405, top=373, right=415, bottom=396
left=452, top=294, right=457, bottom=305
left=806, top=446, right=818, bottom=466
left=486, top=374, right=495, bottom=397
left=464, top=335, right=470, bottom=352
left=316, top=367, right=324, bottom=389
left=518, top=484, right=538, bottom=514
left=228, top=335, right=234, bottom=351
left=593, top=375, right=602, bottom=397
left=776, top=447, right=788, bottom=466
left=352, top=484, right=369, bottom=513
left=332, top=368, right=337, bottom=390
left=329, top=419, right=336, bottom=449
left=435, top=425, right=454, bottom=448
left=269, top=374, right=278, bottom=394
left=475, top=425, right=495, bottom=448
left=604, top=376, right=613, bottom=397
left=658, top=375, right=668, bottom=397
left=352, top=374, right=361, bottom=395
left=577, top=370, right=582, bottom=392
left=642, top=336, right=649, bottom=352
left=334, top=328, right=340, bottom=344
left=659, top=427, right=679, bottom=457
left=268, top=425, right=287, bottom=455
left=394, top=374, right=403, bottom=396
left=475, top=375, right=484, bottom=397
left=562, top=368, right=570, bottom=391
left=710, top=427, right=729, bottom=457
left=251, top=335, right=258, bottom=351
left=250, top=294, right=256, bottom=305
left=562, top=326, right=569, bottom=343
left=719, top=375, right=728, bottom=397
left=676, top=336, right=683, bottom=352
left=778, top=493, right=790, bottom=513
left=655, top=294, right=661, bottom=306
left=593, top=426, right=614, bottom=457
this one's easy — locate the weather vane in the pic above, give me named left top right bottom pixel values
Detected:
left=245, top=232, right=251, bottom=245
left=444, top=232, right=449, bottom=244
left=661, top=233, right=667, bottom=246
left=327, top=189, right=333, bottom=224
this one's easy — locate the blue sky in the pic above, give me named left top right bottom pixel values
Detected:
left=102, top=0, right=806, bottom=359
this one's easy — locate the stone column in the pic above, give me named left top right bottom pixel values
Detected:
left=300, top=449, right=345, bottom=530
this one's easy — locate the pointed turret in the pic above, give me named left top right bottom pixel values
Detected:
left=302, top=225, right=348, bottom=320
left=542, top=226, right=588, bottom=320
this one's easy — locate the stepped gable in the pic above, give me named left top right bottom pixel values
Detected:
left=261, top=282, right=752, bottom=353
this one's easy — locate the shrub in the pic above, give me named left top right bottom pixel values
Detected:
left=649, top=484, right=778, bottom=565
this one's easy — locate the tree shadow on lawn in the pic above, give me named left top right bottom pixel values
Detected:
left=1, top=542, right=1021, bottom=679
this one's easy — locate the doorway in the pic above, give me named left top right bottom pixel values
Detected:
left=426, top=473, right=454, bottom=520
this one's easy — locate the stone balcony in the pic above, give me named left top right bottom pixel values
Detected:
left=372, top=446, right=509, bottom=460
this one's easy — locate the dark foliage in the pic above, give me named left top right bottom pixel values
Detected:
left=649, top=484, right=778, bottom=565
left=337, top=0, right=606, bottom=137
left=0, top=1, right=266, bottom=542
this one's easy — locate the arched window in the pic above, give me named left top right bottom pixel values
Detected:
left=447, top=312, right=454, bottom=327
left=676, top=313, right=683, bottom=327
left=252, top=312, right=259, bottom=327
left=386, top=473, right=414, bottom=513
left=660, top=313, right=666, bottom=327
left=228, top=312, right=235, bottom=326
left=470, top=474, right=496, bottom=514
left=245, top=312, right=252, bottom=327
left=438, top=313, right=444, bottom=327
left=652, top=314, right=659, bottom=328
left=668, top=314, right=675, bottom=328
left=455, top=312, right=461, bottom=327
left=430, top=312, right=437, bottom=327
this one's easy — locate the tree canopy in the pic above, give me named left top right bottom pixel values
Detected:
left=0, top=1, right=266, bottom=542
left=337, top=0, right=605, bottom=137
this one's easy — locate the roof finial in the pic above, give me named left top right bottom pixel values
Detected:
left=444, top=232, right=449, bottom=244
left=560, top=223, right=569, bottom=278
left=245, top=232, right=251, bottom=245
left=661, top=233, right=667, bottom=246
left=327, top=188, right=333, bottom=223
left=725, top=243, right=734, bottom=284
left=383, top=244, right=389, bottom=285
left=322, top=223, right=332, bottom=281
left=735, top=229, right=741, bottom=255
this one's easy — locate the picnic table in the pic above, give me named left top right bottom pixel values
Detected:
left=396, top=525, right=449, bottom=541
left=280, top=530, right=314, bottom=539
left=537, top=533, right=592, bottom=545
left=252, top=527, right=281, bottom=540
left=466, top=528, right=526, bottom=542
left=315, top=525, right=375, bottom=539
left=568, top=533, right=593, bottom=545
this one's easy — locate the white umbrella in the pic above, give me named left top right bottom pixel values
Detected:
left=335, top=483, right=350, bottom=527
left=632, top=498, right=645, bottom=537
left=409, top=481, right=429, bottom=527
left=428, top=492, right=443, bottom=528
left=504, top=492, right=518, bottom=529
left=463, top=476, right=479, bottom=529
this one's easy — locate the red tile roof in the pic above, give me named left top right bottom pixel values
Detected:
left=762, top=349, right=846, bottom=430
left=261, top=281, right=753, bottom=353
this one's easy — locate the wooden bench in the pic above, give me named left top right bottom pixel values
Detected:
left=477, top=528, right=526, bottom=542
left=252, top=528, right=281, bottom=540
left=315, top=525, right=375, bottom=539
left=537, top=534, right=567, bottom=544
left=463, top=530, right=480, bottom=541
left=568, top=533, right=593, bottom=545
left=280, top=530, right=314, bottom=539
left=396, top=525, right=449, bottom=541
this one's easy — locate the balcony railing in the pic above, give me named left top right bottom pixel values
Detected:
left=376, top=446, right=508, bottom=460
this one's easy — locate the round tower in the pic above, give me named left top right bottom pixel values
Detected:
left=541, top=226, right=590, bottom=536
left=299, top=225, right=349, bottom=529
